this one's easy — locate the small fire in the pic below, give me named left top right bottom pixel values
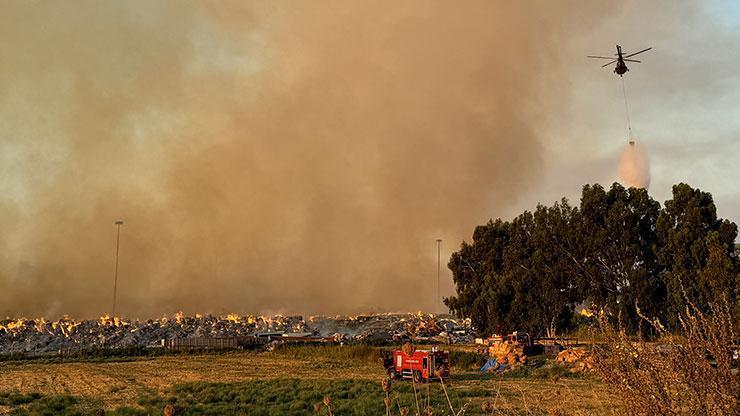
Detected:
left=34, top=317, right=47, bottom=333
left=0, top=317, right=60, bottom=335
left=0, top=318, right=28, bottom=333
left=99, top=315, right=127, bottom=327
left=8, top=319, right=26, bottom=331
left=174, top=311, right=185, bottom=324
left=61, top=320, right=79, bottom=337
left=580, top=308, right=594, bottom=318
left=224, top=313, right=241, bottom=323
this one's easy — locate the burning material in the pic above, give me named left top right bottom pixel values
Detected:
left=0, top=313, right=474, bottom=355
left=174, top=311, right=185, bottom=324
left=99, top=315, right=127, bottom=327
left=224, top=314, right=241, bottom=324
left=2, top=319, right=27, bottom=333
left=618, top=139, right=650, bottom=189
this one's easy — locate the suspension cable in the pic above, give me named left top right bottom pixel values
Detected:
left=621, top=76, right=633, bottom=139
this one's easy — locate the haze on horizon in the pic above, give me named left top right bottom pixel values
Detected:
left=1, top=1, right=738, bottom=319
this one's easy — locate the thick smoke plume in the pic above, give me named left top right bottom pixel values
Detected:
left=0, top=2, right=615, bottom=318
left=618, top=140, right=651, bottom=189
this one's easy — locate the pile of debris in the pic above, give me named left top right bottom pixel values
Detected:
left=556, top=347, right=594, bottom=372
left=0, top=313, right=474, bottom=355
left=481, top=341, right=528, bottom=373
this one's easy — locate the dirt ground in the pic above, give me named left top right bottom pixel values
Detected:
left=0, top=352, right=619, bottom=413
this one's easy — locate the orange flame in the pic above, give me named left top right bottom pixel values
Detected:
left=224, top=313, right=240, bottom=323
left=99, top=315, right=126, bottom=327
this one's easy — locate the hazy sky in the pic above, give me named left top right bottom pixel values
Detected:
left=0, top=1, right=737, bottom=318
left=515, top=0, right=740, bottom=223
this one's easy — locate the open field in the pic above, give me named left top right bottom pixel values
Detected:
left=0, top=347, right=620, bottom=415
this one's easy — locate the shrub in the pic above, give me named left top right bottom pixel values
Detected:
left=0, top=391, right=42, bottom=406
left=592, top=297, right=738, bottom=415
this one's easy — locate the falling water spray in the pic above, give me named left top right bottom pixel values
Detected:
left=618, top=139, right=650, bottom=189
left=616, top=73, right=650, bottom=189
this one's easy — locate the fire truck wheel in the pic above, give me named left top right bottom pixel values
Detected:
left=412, top=370, right=423, bottom=384
left=387, top=369, right=397, bottom=380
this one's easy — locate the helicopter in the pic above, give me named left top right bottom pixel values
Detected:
left=588, top=45, right=651, bottom=76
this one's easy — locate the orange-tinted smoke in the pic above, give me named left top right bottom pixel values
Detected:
left=0, top=1, right=616, bottom=318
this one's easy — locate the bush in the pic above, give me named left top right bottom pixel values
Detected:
left=0, top=391, right=42, bottom=406
left=0, top=393, right=86, bottom=416
left=592, top=297, right=739, bottom=415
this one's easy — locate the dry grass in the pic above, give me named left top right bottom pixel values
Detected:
left=0, top=351, right=380, bottom=408
left=592, top=298, right=739, bottom=416
left=476, top=379, right=622, bottom=416
left=452, top=378, right=619, bottom=415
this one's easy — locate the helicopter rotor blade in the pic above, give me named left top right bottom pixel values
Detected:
left=601, top=60, right=617, bottom=67
left=587, top=55, right=616, bottom=59
left=623, top=47, right=652, bottom=58
left=624, top=59, right=641, bottom=63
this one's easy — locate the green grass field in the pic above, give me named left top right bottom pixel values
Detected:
left=0, top=346, right=619, bottom=415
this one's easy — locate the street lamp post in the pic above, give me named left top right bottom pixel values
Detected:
left=112, top=220, right=124, bottom=317
left=436, top=239, right=442, bottom=313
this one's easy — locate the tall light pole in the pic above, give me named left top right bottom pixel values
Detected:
left=112, top=220, right=124, bottom=317
left=436, top=239, right=442, bottom=313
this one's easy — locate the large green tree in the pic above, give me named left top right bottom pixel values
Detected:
left=446, top=182, right=738, bottom=337
left=570, top=184, right=663, bottom=332
left=502, top=201, right=580, bottom=337
left=446, top=200, right=580, bottom=337
left=656, top=183, right=738, bottom=326
left=445, top=218, right=510, bottom=335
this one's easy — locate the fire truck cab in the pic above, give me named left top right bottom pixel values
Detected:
left=389, top=347, right=449, bottom=383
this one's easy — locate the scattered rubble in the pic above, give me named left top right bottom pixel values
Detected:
left=0, top=313, right=474, bottom=355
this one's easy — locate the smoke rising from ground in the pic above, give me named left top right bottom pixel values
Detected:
left=0, top=2, right=615, bottom=318
left=618, top=140, right=651, bottom=189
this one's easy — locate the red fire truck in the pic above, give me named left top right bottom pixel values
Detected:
left=386, top=347, right=450, bottom=383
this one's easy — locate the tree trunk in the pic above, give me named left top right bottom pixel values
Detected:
left=546, top=316, right=557, bottom=338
